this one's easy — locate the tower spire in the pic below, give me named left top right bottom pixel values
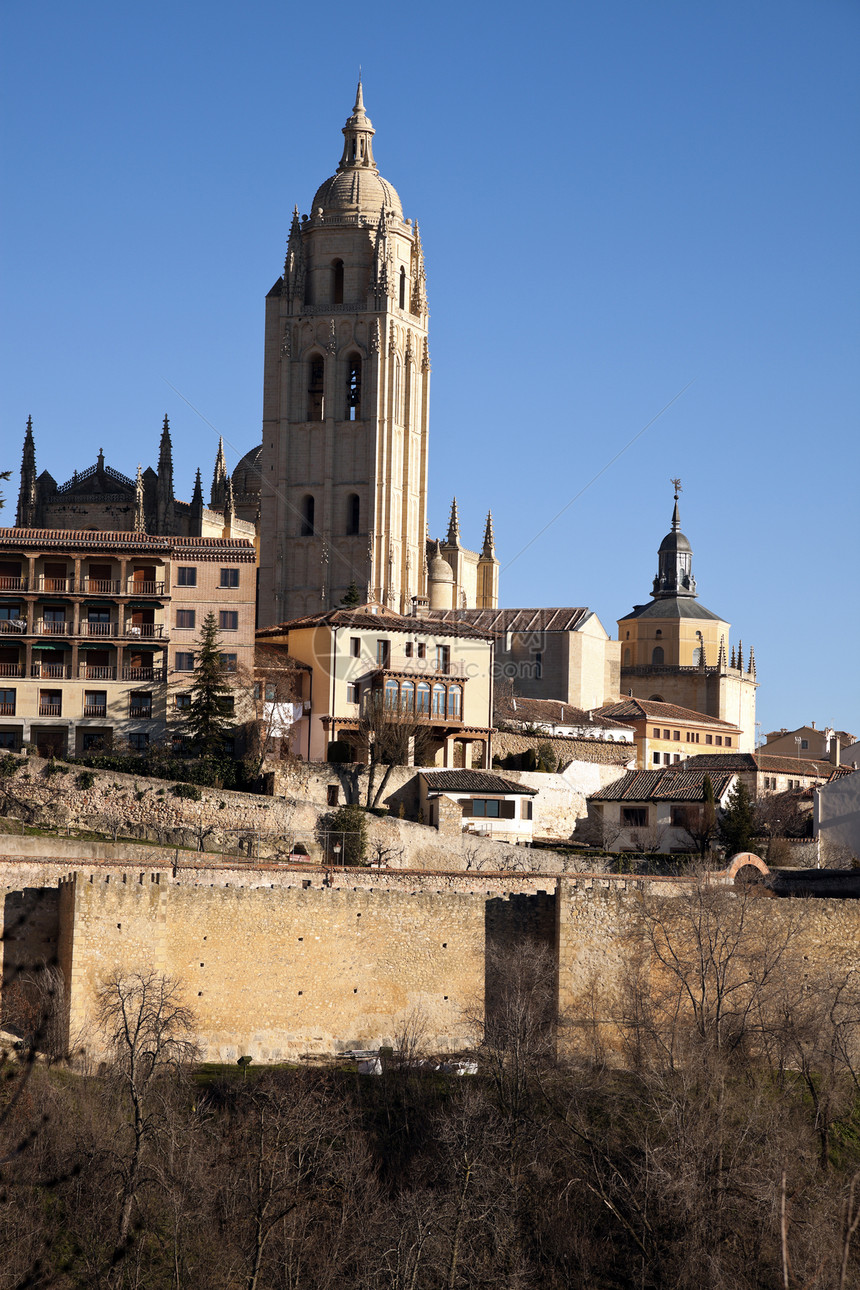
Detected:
left=156, top=414, right=175, bottom=535
left=652, top=478, right=696, bottom=599
left=481, top=510, right=496, bottom=558
left=211, top=437, right=228, bottom=509
left=446, top=497, right=461, bottom=545
left=338, top=81, right=377, bottom=173
left=16, top=415, right=37, bottom=527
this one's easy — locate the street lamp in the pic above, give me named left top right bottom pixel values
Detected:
left=333, top=841, right=342, bottom=864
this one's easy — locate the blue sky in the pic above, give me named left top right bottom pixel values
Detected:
left=2, top=1, right=858, bottom=740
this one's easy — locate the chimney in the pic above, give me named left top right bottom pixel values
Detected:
left=831, top=738, right=841, bottom=768
left=411, top=595, right=430, bottom=619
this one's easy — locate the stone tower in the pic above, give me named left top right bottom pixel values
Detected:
left=617, top=484, right=758, bottom=751
left=258, top=83, right=430, bottom=624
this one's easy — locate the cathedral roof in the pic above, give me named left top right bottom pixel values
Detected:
left=231, top=444, right=262, bottom=496
left=311, top=83, right=403, bottom=220
left=426, top=607, right=593, bottom=633
left=621, top=598, right=725, bottom=622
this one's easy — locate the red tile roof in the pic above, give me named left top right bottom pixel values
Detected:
left=257, top=605, right=494, bottom=640
left=680, top=752, right=836, bottom=778
left=596, top=698, right=741, bottom=730
left=0, top=527, right=255, bottom=558
left=494, top=694, right=633, bottom=731
left=420, top=770, right=537, bottom=795
left=427, top=607, right=593, bottom=633
left=591, top=768, right=735, bottom=803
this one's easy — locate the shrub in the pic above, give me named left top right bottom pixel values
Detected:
left=172, top=783, right=203, bottom=801
left=76, top=770, right=96, bottom=790
left=317, top=804, right=367, bottom=865
left=0, top=754, right=20, bottom=778
left=43, top=760, right=69, bottom=779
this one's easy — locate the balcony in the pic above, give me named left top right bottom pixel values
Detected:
left=122, top=666, right=166, bottom=682
left=78, top=665, right=117, bottom=680
left=36, top=620, right=71, bottom=636
left=126, top=580, right=165, bottom=596
left=0, top=703, right=15, bottom=716
left=37, top=577, right=74, bottom=593
left=31, top=662, right=70, bottom=679
left=0, top=577, right=27, bottom=592
left=38, top=703, right=62, bottom=717
left=83, top=704, right=107, bottom=718
left=0, top=663, right=23, bottom=677
left=129, top=707, right=152, bottom=720
left=82, top=578, right=121, bottom=594
left=0, top=619, right=28, bottom=635
left=80, top=621, right=118, bottom=637
left=124, top=623, right=166, bottom=639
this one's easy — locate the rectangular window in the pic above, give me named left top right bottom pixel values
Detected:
left=175, top=693, right=191, bottom=710
left=725, top=736, right=732, bottom=747
left=705, top=733, right=713, bottom=745
left=652, top=727, right=660, bottom=738
left=673, top=754, right=681, bottom=763
left=221, top=653, right=237, bottom=672
left=671, top=805, right=693, bottom=827
left=128, top=733, right=150, bottom=752
left=175, top=651, right=195, bottom=672
left=176, top=567, right=197, bottom=587
left=219, top=568, right=239, bottom=588
left=417, top=643, right=426, bottom=660
left=663, top=753, right=671, bottom=765
left=663, top=729, right=670, bottom=739
left=652, top=752, right=661, bottom=765
left=0, top=731, right=17, bottom=749
left=715, top=736, right=723, bottom=746
left=83, top=690, right=107, bottom=716
left=219, top=611, right=239, bottom=631
left=220, top=696, right=235, bottom=716
left=470, top=799, right=501, bottom=818
left=686, top=732, right=692, bottom=742
left=0, top=688, right=16, bottom=715
left=129, top=693, right=152, bottom=718
left=346, top=682, right=360, bottom=704
left=435, top=644, right=450, bottom=673
left=522, top=800, right=533, bottom=820
left=622, top=807, right=647, bottom=827
left=327, top=785, right=339, bottom=806
left=535, top=651, right=543, bottom=679
left=673, top=730, right=680, bottom=741
left=376, top=639, right=390, bottom=667
left=800, top=739, right=808, bottom=749
left=176, top=609, right=196, bottom=629
left=350, top=637, right=361, bottom=658
left=405, top=642, right=414, bottom=658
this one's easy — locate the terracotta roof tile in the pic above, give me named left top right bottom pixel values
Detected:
left=426, top=607, right=592, bottom=633
left=257, top=605, right=494, bottom=640
left=420, top=770, right=537, bottom=795
left=680, top=752, right=835, bottom=777
left=494, top=695, right=633, bottom=731
left=596, top=698, right=741, bottom=729
left=591, top=768, right=735, bottom=803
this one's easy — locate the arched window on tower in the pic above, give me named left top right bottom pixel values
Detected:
left=332, top=259, right=344, bottom=305
left=307, top=357, right=324, bottom=421
left=393, top=361, right=401, bottom=423
left=300, top=494, right=315, bottom=537
left=346, top=493, right=360, bottom=536
left=651, top=646, right=664, bottom=665
left=345, top=354, right=361, bottom=420
left=399, top=266, right=406, bottom=310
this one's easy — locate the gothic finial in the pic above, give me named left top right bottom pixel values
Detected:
left=97, top=447, right=105, bottom=469
left=447, top=497, right=460, bottom=544
left=748, top=645, right=756, bottom=677
left=736, top=640, right=743, bottom=672
left=354, top=77, right=364, bottom=112
left=338, top=78, right=376, bottom=174
left=481, top=510, right=496, bottom=558
left=191, top=468, right=203, bottom=505
left=718, top=635, right=726, bottom=669
left=211, top=437, right=228, bottom=509
left=730, top=645, right=736, bottom=669
left=670, top=477, right=682, bottom=531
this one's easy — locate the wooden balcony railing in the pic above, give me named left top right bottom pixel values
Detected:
left=31, top=663, right=69, bottom=679
left=36, top=621, right=70, bottom=635
left=126, top=581, right=165, bottom=596
left=38, top=703, right=62, bottom=717
left=0, top=663, right=23, bottom=677
left=78, top=665, right=117, bottom=680
left=0, top=577, right=26, bottom=591
left=0, top=703, right=15, bottom=716
left=83, top=704, right=107, bottom=718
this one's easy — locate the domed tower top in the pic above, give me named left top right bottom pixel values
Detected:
left=311, top=81, right=403, bottom=220
left=652, top=479, right=696, bottom=599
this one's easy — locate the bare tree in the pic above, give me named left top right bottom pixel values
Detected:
left=96, top=970, right=198, bottom=1254
left=357, top=690, right=434, bottom=810
left=576, top=804, right=625, bottom=852
left=238, top=644, right=301, bottom=777
left=3, top=962, right=65, bottom=1060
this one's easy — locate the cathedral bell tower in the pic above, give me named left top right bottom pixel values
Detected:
left=258, top=83, right=430, bottom=624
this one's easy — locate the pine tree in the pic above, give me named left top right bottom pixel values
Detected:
left=186, top=611, right=232, bottom=757
left=718, top=778, right=756, bottom=857
left=340, top=580, right=362, bottom=607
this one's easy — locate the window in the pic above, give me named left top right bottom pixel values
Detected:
left=345, top=357, right=361, bottom=421
left=350, top=637, right=361, bottom=658
left=83, top=690, right=106, bottom=716
left=128, top=733, right=150, bottom=752
left=38, top=690, right=62, bottom=716
left=800, top=739, right=808, bottom=750
left=399, top=266, right=406, bottom=309
left=405, top=642, right=414, bottom=658
left=416, top=682, right=430, bottom=714
left=671, top=806, right=692, bottom=828
left=300, top=495, right=315, bottom=536
left=332, top=259, right=344, bottom=304
left=175, top=693, right=191, bottom=710
left=622, top=808, right=647, bottom=827
left=652, top=727, right=660, bottom=738
left=384, top=679, right=399, bottom=709
left=705, top=733, right=713, bottom=745
left=176, top=567, right=197, bottom=587
left=663, top=753, right=671, bottom=765
left=219, top=568, right=239, bottom=588
left=346, top=492, right=360, bottom=534
left=715, top=736, right=723, bottom=746
left=692, top=647, right=703, bottom=665
left=221, top=653, right=237, bottom=672
left=219, top=611, right=239, bottom=631
left=0, top=688, right=15, bottom=716
left=220, top=696, right=234, bottom=716
left=447, top=685, right=462, bottom=719
left=327, top=784, right=339, bottom=806
left=176, top=609, right=196, bottom=629
left=346, top=682, right=360, bottom=704
left=653, top=752, right=661, bottom=765
left=652, top=646, right=664, bottom=665
left=663, top=729, right=670, bottom=739
left=417, top=643, right=426, bottom=660
left=725, top=736, right=732, bottom=747
left=400, top=680, right=414, bottom=712
left=470, top=799, right=501, bottom=818
left=129, top=693, right=152, bottom=718
left=435, top=644, right=450, bottom=673
left=431, top=683, right=446, bottom=716
left=522, top=800, right=533, bottom=821
left=0, top=731, right=17, bottom=749
left=673, top=754, right=681, bottom=763
left=264, top=682, right=277, bottom=701
left=175, top=652, right=195, bottom=672
left=673, top=730, right=680, bottom=741
left=307, top=357, right=325, bottom=420
left=376, top=639, right=390, bottom=667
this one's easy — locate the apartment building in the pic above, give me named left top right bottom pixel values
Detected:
left=0, top=528, right=256, bottom=757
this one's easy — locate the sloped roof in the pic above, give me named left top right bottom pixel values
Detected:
left=596, top=698, right=740, bottom=730
left=0, top=527, right=254, bottom=556
left=591, top=768, right=735, bottom=803
left=620, top=598, right=726, bottom=622
left=420, top=770, right=537, bottom=796
left=257, top=605, right=494, bottom=640
left=495, top=695, right=632, bottom=731
left=680, top=752, right=836, bottom=778
left=426, top=607, right=593, bottom=633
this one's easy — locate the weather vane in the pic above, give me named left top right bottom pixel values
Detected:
left=670, top=477, right=682, bottom=498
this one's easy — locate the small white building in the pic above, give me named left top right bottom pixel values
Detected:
left=814, top=769, right=860, bottom=863
left=418, top=769, right=538, bottom=844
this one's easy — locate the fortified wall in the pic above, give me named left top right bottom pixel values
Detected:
left=1, top=855, right=859, bottom=1064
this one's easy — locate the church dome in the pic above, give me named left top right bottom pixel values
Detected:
left=232, top=444, right=262, bottom=496
left=658, top=528, right=692, bottom=555
left=311, top=83, right=403, bottom=221
left=429, top=546, right=453, bottom=583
